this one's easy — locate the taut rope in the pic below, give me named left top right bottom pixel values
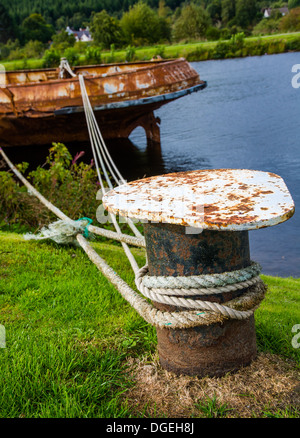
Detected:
left=0, top=60, right=267, bottom=327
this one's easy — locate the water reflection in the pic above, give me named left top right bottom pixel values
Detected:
left=1, top=133, right=167, bottom=182
left=1, top=52, right=299, bottom=277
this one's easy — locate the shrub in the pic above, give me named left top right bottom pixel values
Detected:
left=63, top=47, right=79, bottom=66
left=213, top=41, right=230, bottom=58
left=8, top=48, right=25, bottom=60
left=206, top=26, right=221, bottom=41
left=0, top=143, right=99, bottom=231
left=42, top=49, right=60, bottom=68
left=51, top=31, right=76, bottom=52
left=125, top=46, right=136, bottom=62
left=120, top=1, right=169, bottom=45
left=85, top=46, right=102, bottom=65
left=286, top=36, right=300, bottom=51
left=154, top=45, right=165, bottom=58
left=23, top=40, right=45, bottom=59
left=172, top=3, right=211, bottom=41
left=90, top=10, right=124, bottom=49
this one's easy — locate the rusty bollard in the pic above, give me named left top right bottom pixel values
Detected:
left=102, top=169, right=295, bottom=377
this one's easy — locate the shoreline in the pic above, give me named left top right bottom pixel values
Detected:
left=1, top=31, right=300, bottom=71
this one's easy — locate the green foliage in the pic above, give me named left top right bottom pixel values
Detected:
left=207, top=0, right=222, bottom=23
left=206, top=26, right=222, bottom=40
left=90, top=10, right=124, bottom=49
left=235, top=0, right=258, bottom=28
left=23, top=40, right=45, bottom=59
left=0, top=3, right=15, bottom=43
left=84, top=46, right=102, bottom=65
left=280, top=6, right=300, bottom=31
left=172, top=3, right=211, bottom=41
left=0, top=1, right=299, bottom=65
left=125, top=45, right=136, bottom=62
left=212, top=31, right=245, bottom=58
left=42, top=49, right=61, bottom=68
left=21, top=13, right=54, bottom=44
left=154, top=44, right=166, bottom=58
left=63, top=47, right=79, bottom=65
left=221, top=0, right=236, bottom=25
left=253, top=17, right=282, bottom=35
left=0, top=39, right=19, bottom=60
left=51, top=31, right=76, bottom=52
left=6, top=40, right=45, bottom=62
left=288, top=0, right=300, bottom=9
left=120, top=1, right=170, bottom=45
left=195, top=395, right=232, bottom=418
left=0, top=143, right=99, bottom=230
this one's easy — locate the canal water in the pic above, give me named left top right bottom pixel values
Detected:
left=3, top=52, right=300, bottom=277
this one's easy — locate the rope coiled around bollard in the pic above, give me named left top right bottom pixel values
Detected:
left=135, top=263, right=266, bottom=321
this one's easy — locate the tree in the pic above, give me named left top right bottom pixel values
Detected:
left=0, top=4, right=15, bottom=43
left=288, top=0, right=300, bottom=10
left=158, top=0, right=172, bottom=18
left=280, top=7, right=300, bottom=31
left=120, top=1, right=169, bottom=45
left=172, top=3, right=211, bottom=41
left=90, top=10, right=123, bottom=49
left=252, top=17, right=281, bottom=35
left=51, top=31, right=76, bottom=51
left=207, top=0, right=222, bottom=24
left=69, top=12, right=87, bottom=29
left=21, top=13, right=54, bottom=43
left=235, top=0, right=257, bottom=29
left=23, top=40, right=45, bottom=58
left=221, top=0, right=236, bottom=25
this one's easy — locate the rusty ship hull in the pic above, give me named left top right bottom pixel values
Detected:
left=0, top=58, right=206, bottom=147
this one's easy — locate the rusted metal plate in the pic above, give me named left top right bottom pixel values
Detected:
left=0, top=58, right=204, bottom=116
left=102, top=169, right=295, bottom=231
left=0, top=58, right=206, bottom=147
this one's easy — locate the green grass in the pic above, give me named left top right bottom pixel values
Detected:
left=0, top=231, right=154, bottom=418
left=1, top=58, right=45, bottom=71
left=256, top=275, right=300, bottom=361
left=0, top=231, right=299, bottom=418
left=1, top=31, right=300, bottom=71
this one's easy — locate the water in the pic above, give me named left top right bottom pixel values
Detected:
left=3, top=52, right=300, bottom=277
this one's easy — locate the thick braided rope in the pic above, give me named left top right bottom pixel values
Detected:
left=136, top=263, right=261, bottom=297
left=141, top=261, right=261, bottom=289
left=135, top=263, right=263, bottom=320
left=78, top=234, right=266, bottom=327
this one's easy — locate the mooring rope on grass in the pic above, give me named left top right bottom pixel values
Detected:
left=76, top=233, right=266, bottom=327
left=0, top=148, right=145, bottom=249
left=0, top=60, right=267, bottom=327
left=0, top=146, right=266, bottom=327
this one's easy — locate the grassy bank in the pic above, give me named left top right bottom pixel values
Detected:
left=0, top=231, right=299, bottom=418
left=2, top=32, right=300, bottom=71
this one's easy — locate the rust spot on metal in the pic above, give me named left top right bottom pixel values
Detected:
left=0, top=58, right=207, bottom=147
left=103, top=168, right=295, bottom=231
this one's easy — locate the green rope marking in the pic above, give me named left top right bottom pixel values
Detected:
left=76, top=217, right=93, bottom=238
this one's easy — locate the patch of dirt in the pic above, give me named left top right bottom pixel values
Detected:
left=124, top=352, right=300, bottom=418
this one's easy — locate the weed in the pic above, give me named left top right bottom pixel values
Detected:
left=194, top=394, right=232, bottom=418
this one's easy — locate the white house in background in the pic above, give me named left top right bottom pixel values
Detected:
left=263, top=7, right=289, bottom=18
left=66, top=26, right=93, bottom=42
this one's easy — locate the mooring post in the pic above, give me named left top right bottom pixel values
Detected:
left=103, top=169, right=295, bottom=377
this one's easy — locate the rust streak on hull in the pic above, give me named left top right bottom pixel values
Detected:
left=0, top=58, right=206, bottom=147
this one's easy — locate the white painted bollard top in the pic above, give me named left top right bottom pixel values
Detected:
left=102, top=169, right=295, bottom=231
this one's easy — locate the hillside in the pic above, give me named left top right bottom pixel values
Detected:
left=0, top=0, right=294, bottom=34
